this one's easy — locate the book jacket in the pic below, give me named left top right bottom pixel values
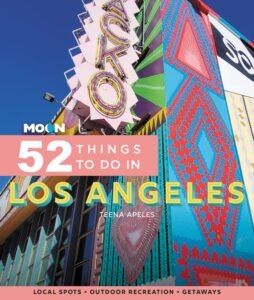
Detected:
left=0, top=0, right=254, bottom=296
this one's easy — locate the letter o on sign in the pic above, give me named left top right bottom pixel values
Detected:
left=87, top=71, right=127, bottom=118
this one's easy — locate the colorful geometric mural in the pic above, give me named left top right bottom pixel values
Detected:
left=137, top=108, right=166, bottom=135
left=161, top=0, right=254, bottom=285
left=132, top=0, right=166, bottom=118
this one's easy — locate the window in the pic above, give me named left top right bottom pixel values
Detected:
left=22, top=223, right=32, bottom=252
left=6, top=231, right=21, bottom=285
left=80, top=208, right=96, bottom=235
left=82, top=177, right=97, bottom=212
left=25, top=210, right=45, bottom=285
left=61, top=225, right=71, bottom=246
left=36, top=204, right=59, bottom=285
left=73, top=262, right=91, bottom=286
left=56, top=248, right=68, bottom=273
left=47, top=203, right=58, bottom=236
left=0, top=245, right=3, bottom=262
left=0, top=238, right=11, bottom=284
left=1, top=178, right=100, bottom=287
left=34, top=211, right=45, bottom=245
left=15, top=222, right=32, bottom=285
left=52, top=183, right=78, bottom=285
left=25, top=265, right=33, bottom=285
left=72, top=198, right=98, bottom=286
left=37, top=256, right=50, bottom=285
left=77, top=233, right=93, bottom=263
left=54, top=274, right=64, bottom=285
left=47, top=216, right=57, bottom=236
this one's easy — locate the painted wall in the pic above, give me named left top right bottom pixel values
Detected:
left=100, top=120, right=174, bottom=286
left=100, top=0, right=254, bottom=286
left=161, top=0, right=254, bottom=285
left=132, top=0, right=166, bottom=118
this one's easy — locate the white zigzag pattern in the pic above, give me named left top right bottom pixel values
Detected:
left=64, top=0, right=140, bottom=130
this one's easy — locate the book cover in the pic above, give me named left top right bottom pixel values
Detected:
left=0, top=0, right=254, bottom=298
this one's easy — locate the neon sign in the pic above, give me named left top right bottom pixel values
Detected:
left=66, top=0, right=140, bottom=130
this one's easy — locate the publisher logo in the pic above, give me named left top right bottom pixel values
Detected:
left=23, top=123, right=66, bottom=134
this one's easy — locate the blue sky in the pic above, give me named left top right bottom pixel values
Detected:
left=205, top=0, right=254, bottom=41
left=0, top=0, right=253, bottom=190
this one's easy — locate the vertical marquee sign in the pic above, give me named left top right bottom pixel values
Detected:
left=65, top=0, right=140, bottom=130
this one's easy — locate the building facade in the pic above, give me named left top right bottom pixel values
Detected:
left=1, top=0, right=254, bottom=286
